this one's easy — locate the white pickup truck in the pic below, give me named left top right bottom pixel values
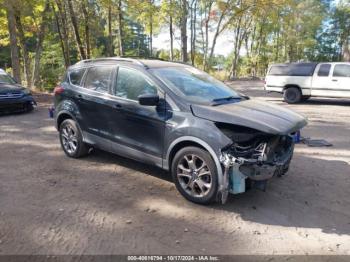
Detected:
left=264, top=62, right=350, bottom=103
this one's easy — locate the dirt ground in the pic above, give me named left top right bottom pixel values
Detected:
left=0, top=81, right=350, bottom=256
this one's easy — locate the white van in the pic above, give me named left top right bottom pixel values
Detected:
left=264, top=62, right=350, bottom=103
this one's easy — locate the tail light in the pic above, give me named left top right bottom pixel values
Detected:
left=54, top=85, right=64, bottom=95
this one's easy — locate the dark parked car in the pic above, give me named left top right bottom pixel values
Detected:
left=0, top=69, right=36, bottom=113
left=54, top=58, right=307, bottom=204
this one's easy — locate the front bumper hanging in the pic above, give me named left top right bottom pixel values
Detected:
left=219, top=136, right=294, bottom=204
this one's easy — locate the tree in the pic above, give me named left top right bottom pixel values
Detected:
left=333, top=1, right=350, bottom=61
left=67, top=0, right=86, bottom=60
left=53, top=0, right=71, bottom=67
left=4, top=1, right=21, bottom=83
left=128, top=0, right=159, bottom=56
left=32, top=0, right=51, bottom=87
left=160, top=0, right=181, bottom=61
left=180, top=0, right=188, bottom=62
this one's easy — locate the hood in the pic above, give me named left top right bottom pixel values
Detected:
left=0, top=83, right=24, bottom=94
left=191, top=99, right=307, bottom=135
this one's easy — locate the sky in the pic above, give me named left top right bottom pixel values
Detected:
left=153, top=27, right=235, bottom=56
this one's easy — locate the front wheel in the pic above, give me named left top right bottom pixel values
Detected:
left=59, top=119, right=89, bottom=158
left=283, top=87, right=302, bottom=104
left=171, top=146, right=218, bottom=205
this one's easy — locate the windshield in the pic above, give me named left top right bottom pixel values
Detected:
left=0, top=73, right=16, bottom=84
left=151, top=67, right=240, bottom=104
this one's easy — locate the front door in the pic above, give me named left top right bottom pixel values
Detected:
left=107, top=66, right=166, bottom=167
left=330, top=64, right=350, bottom=97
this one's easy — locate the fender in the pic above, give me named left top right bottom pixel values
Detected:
left=55, top=110, right=77, bottom=129
left=55, top=99, right=81, bottom=128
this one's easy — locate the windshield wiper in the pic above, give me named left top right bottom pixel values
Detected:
left=212, top=96, right=241, bottom=102
left=211, top=96, right=241, bottom=106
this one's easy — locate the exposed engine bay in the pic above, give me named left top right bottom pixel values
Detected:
left=216, top=123, right=295, bottom=204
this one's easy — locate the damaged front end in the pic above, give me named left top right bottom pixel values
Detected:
left=217, top=123, right=295, bottom=204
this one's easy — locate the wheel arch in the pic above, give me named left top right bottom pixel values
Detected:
left=165, top=136, right=223, bottom=186
left=283, top=84, right=301, bottom=91
left=56, top=111, right=76, bottom=130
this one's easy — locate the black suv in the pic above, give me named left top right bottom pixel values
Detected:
left=54, top=58, right=307, bottom=204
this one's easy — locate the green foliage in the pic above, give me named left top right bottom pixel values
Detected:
left=39, top=33, right=66, bottom=90
left=0, top=0, right=348, bottom=88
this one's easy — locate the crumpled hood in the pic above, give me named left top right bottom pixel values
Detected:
left=191, top=99, right=307, bottom=135
left=0, top=83, right=24, bottom=94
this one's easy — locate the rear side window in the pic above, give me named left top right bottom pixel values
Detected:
left=288, top=65, right=314, bottom=76
left=333, top=64, right=350, bottom=77
left=269, top=66, right=288, bottom=76
left=84, top=66, right=114, bottom=93
left=268, top=64, right=315, bottom=76
left=317, top=64, right=331, bottom=77
left=69, top=68, right=86, bottom=86
left=115, top=67, right=157, bottom=101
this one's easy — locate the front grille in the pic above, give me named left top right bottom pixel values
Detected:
left=0, top=92, right=23, bottom=99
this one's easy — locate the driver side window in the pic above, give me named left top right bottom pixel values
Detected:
left=84, top=66, right=113, bottom=93
left=115, top=67, right=157, bottom=100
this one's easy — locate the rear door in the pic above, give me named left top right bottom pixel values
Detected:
left=76, top=65, right=116, bottom=147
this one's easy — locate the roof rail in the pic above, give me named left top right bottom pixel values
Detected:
left=74, top=57, right=146, bottom=67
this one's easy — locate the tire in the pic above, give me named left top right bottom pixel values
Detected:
left=171, top=146, right=218, bottom=205
left=283, top=87, right=302, bottom=104
left=59, top=119, right=89, bottom=158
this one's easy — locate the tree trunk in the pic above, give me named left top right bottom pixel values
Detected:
left=202, top=2, right=213, bottom=71
left=342, top=38, right=350, bottom=62
left=180, top=0, right=188, bottom=62
left=149, top=14, right=153, bottom=56
left=190, top=0, right=197, bottom=65
left=81, top=0, right=91, bottom=59
left=67, top=0, right=86, bottom=60
left=15, top=11, right=32, bottom=88
left=208, top=7, right=226, bottom=67
left=108, top=2, right=114, bottom=56
left=5, top=3, right=21, bottom=83
left=169, top=15, right=174, bottom=60
left=53, top=2, right=69, bottom=68
left=55, top=0, right=71, bottom=67
left=229, top=17, right=242, bottom=79
left=32, top=0, right=50, bottom=88
left=117, top=0, right=124, bottom=56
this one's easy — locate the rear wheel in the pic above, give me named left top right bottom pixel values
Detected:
left=59, top=119, right=89, bottom=158
left=283, top=87, right=302, bottom=104
left=171, top=146, right=218, bottom=205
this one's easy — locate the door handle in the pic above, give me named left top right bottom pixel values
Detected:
left=76, top=94, right=83, bottom=99
left=332, top=79, right=338, bottom=82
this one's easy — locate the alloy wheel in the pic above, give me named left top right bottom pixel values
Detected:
left=61, top=124, right=78, bottom=154
left=176, top=154, right=212, bottom=198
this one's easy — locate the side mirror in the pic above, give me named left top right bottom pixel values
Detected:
left=138, top=94, right=159, bottom=106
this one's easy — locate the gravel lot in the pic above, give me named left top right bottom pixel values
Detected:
left=0, top=82, right=350, bottom=256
